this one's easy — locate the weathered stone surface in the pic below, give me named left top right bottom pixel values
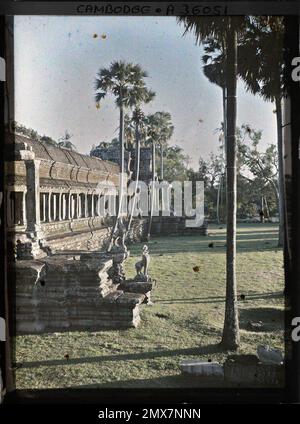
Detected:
left=12, top=252, right=150, bottom=334
left=120, top=281, right=154, bottom=293
left=126, top=218, right=148, bottom=244
left=257, top=345, right=284, bottom=365
left=120, top=280, right=155, bottom=304
left=101, top=290, right=124, bottom=304
left=224, top=355, right=285, bottom=387
left=180, top=360, right=224, bottom=379
left=116, top=292, right=145, bottom=306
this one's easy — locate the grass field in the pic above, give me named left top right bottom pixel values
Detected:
left=15, top=224, right=285, bottom=389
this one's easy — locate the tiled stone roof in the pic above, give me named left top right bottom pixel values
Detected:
left=6, top=132, right=120, bottom=174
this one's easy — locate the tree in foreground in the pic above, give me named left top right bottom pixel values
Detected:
left=178, top=16, right=248, bottom=350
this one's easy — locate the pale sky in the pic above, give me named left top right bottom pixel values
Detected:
left=14, top=16, right=277, bottom=169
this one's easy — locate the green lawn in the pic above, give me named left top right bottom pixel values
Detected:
left=15, top=224, right=284, bottom=389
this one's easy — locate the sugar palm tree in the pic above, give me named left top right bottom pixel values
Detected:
left=202, top=38, right=227, bottom=152
left=145, top=111, right=174, bottom=180
left=94, top=61, right=153, bottom=246
left=127, top=90, right=155, bottom=233
left=238, top=17, right=285, bottom=247
left=178, top=16, right=247, bottom=350
left=124, top=113, right=135, bottom=150
left=145, top=113, right=158, bottom=240
left=145, top=111, right=174, bottom=239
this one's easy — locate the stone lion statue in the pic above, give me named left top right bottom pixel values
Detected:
left=135, top=245, right=150, bottom=281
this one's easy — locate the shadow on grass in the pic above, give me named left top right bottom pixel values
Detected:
left=239, top=306, right=285, bottom=332
left=139, top=241, right=282, bottom=255
left=18, top=343, right=224, bottom=369
left=69, top=373, right=225, bottom=389
left=127, top=226, right=281, bottom=256
left=155, top=291, right=283, bottom=305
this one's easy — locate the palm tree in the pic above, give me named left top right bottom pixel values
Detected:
left=94, top=61, right=153, bottom=245
left=145, top=113, right=159, bottom=239
left=124, top=113, right=135, bottom=150
left=178, top=16, right=247, bottom=350
left=145, top=111, right=174, bottom=180
left=144, top=111, right=174, bottom=238
left=238, top=17, right=285, bottom=247
left=127, top=99, right=155, bottom=233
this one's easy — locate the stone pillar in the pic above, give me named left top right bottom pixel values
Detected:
left=53, top=193, right=56, bottom=221
left=58, top=193, right=62, bottom=221
left=64, top=193, right=67, bottom=220
left=25, top=159, right=41, bottom=233
left=71, top=194, right=74, bottom=219
left=48, top=192, right=52, bottom=222
left=85, top=193, right=88, bottom=218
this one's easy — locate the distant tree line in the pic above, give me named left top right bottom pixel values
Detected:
left=11, top=121, right=77, bottom=151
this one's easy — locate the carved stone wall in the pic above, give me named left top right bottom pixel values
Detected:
left=5, top=132, right=122, bottom=258
left=12, top=253, right=145, bottom=334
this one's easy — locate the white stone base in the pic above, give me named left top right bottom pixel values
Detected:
left=180, top=360, right=224, bottom=379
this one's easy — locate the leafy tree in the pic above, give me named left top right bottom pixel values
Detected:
left=238, top=17, right=285, bottom=246
left=40, top=135, right=57, bottom=147
left=91, top=137, right=119, bottom=151
left=11, top=121, right=57, bottom=147
left=159, top=145, right=190, bottom=182
left=237, top=124, right=279, bottom=216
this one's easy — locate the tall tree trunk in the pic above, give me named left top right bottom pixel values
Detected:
left=221, top=25, right=240, bottom=350
left=216, top=178, right=221, bottom=224
left=222, top=85, right=227, bottom=160
left=147, top=142, right=156, bottom=239
left=127, top=119, right=141, bottom=232
left=276, top=97, right=284, bottom=247
left=160, top=143, right=164, bottom=181
left=119, top=100, right=125, bottom=215
left=217, top=86, right=227, bottom=224
left=108, top=98, right=124, bottom=251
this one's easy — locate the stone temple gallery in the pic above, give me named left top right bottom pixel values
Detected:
left=5, top=131, right=206, bottom=334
